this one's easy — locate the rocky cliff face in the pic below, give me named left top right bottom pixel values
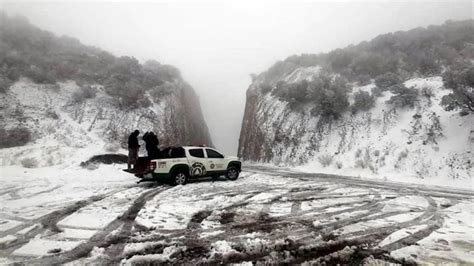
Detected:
left=0, top=78, right=212, bottom=167
left=239, top=70, right=473, bottom=180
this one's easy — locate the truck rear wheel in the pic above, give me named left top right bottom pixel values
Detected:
left=173, top=171, right=188, bottom=185
left=226, top=167, right=239, bottom=181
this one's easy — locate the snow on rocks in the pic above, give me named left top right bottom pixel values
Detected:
left=12, top=239, right=82, bottom=257
left=200, top=230, right=225, bottom=238
left=209, top=240, right=238, bottom=259
left=122, top=241, right=168, bottom=257
left=122, top=245, right=183, bottom=264
left=242, top=238, right=271, bottom=255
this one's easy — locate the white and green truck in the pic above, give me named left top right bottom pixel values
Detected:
left=125, top=146, right=242, bottom=185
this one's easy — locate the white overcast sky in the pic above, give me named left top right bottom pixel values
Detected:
left=1, top=1, right=472, bottom=154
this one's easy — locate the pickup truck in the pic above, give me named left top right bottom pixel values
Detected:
left=125, top=146, right=242, bottom=185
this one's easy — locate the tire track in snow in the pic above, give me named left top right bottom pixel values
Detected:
left=245, top=166, right=474, bottom=200
left=127, top=181, right=446, bottom=264
left=22, top=185, right=169, bottom=264
left=0, top=186, right=142, bottom=258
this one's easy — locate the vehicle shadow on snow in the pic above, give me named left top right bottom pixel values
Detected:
left=135, top=176, right=232, bottom=186
left=187, top=176, right=231, bottom=184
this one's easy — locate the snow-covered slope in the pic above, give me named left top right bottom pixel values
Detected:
left=0, top=78, right=212, bottom=167
left=239, top=68, right=473, bottom=187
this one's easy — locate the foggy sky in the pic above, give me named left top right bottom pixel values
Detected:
left=2, top=1, right=472, bottom=155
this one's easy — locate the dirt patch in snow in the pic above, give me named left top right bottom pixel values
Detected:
left=80, top=154, right=128, bottom=168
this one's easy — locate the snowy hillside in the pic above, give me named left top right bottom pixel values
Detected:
left=0, top=13, right=212, bottom=167
left=239, top=72, right=473, bottom=187
left=0, top=78, right=212, bottom=168
left=239, top=21, right=474, bottom=188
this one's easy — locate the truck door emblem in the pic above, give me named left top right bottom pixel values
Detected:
left=210, top=163, right=215, bottom=169
left=192, top=162, right=206, bottom=176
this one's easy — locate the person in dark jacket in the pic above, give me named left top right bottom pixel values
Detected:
left=128, top=130, right=140, bottom=170
left=143, top=131, right=161, bottom=159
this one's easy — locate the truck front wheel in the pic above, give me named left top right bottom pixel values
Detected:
left=226, top=167, right=239, bottom=181
left=172, top=171, right=188, bottom=185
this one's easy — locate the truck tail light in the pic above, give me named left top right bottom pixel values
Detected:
left=148, top=161, right=157, bottom=171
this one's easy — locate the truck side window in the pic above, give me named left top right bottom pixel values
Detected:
left=189, top=148, right=205, bottom=158
left=206, top=149, right=224, bottom=159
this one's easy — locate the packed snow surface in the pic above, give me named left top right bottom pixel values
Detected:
left=1, top=163, right=472, bottom=264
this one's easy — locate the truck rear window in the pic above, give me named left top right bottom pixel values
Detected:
left=189, top=148, right=205, bottom=158
left=162, top=147, right=186, bottom=158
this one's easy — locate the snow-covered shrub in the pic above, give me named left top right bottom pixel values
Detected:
left=45, top=124, right=56, bottom=134
left=104, top=60, right=153, bottom=109
left=354, top=159, right=367, bottom=169
left=354, top=148, right=374, bottom=171
left=394, top=149, right=409, bottom=169
left=335, top=161, right=343, bottom=169
left=25, top=66, right=57, bottom=84
left=149, top=83, right=175, bottom=102
left=424, top=113, right=443, bottom=145
left=273, top=74, right=350, bottom=119
left=355, top=74, right=371, bottom=86
left=273, top=80, right=309, bottom=106
left=371, top=86, right=383, bottom=97
left=243, top=238, right=270, bottom=255
left=442, top=64, right=474, bottom=114
left=0, top=76, right=13, bottom=93
left=440, top=93, right=458, bottom=111
left=46, top=156, right=55, bottom=166
left=351, top=91, right=375, bottom=113
left=308, top=75, right=350, bottom=119
left=386, top=84, right=419, bottom=108
left=72, top=85, right=97, bottom=103
left=44, top=83, right=60, bottom=92
left=368, top=164, right=376, bottom=173
left=260, top=83, right=273, bottom=94
left=21, top=157, right=38, bottom=168
left=355, top=149, right=362, bottom=158
left=398, top=150, right=408, bottom=160
left=375, top=72, right=401, bottom=90
left=318, top=154, right=333, bottom=167
left=0, top=127, right=32, bottom=148
left=415, top=161, right=430, bottom=179
left=45, top=109, right=59, bottom=119
left=421, top=86, right=435, bottom=99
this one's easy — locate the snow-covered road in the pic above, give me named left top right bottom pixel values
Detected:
left=0, top=164, right=473, bottom=264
